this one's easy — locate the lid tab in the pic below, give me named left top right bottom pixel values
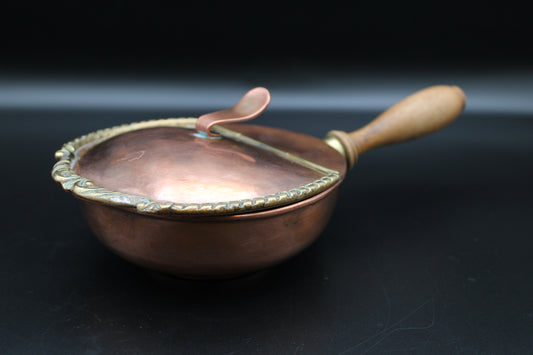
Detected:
left=195, top=87, right=271, bottom=137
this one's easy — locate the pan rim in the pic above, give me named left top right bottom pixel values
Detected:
left=51, top=117, right=341, bottom=217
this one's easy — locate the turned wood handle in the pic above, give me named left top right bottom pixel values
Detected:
left=325, top=85, right=466, bottom=169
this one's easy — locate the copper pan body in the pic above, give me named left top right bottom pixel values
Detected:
left=78, top=184, right=340, bottom=279
left=67, top=123, right=346, bottom=279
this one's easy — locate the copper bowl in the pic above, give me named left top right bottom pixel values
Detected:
left=52, top=86, right=466, bottom=278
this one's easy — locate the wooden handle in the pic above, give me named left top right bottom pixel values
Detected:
left=325, top=85, right=466, bottom=169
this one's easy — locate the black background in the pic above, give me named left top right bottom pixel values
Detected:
left=1, top=1, right=532, bottom=72
left=1, top=2, right=533, bottom=354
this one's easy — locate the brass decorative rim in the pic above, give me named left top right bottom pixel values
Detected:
left=52, top=118, right=341, bottom=216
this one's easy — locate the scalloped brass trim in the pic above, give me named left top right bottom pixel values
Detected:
left=52, top=118, right=341, bottom=216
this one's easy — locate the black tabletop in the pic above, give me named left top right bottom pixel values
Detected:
left=1, top=108, right=532, bottom=354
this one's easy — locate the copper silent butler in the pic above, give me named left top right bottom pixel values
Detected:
left=52, top=86, right=466, bottom=278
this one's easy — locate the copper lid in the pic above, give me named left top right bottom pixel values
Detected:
left=52, top=118, right=345, bottom=216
